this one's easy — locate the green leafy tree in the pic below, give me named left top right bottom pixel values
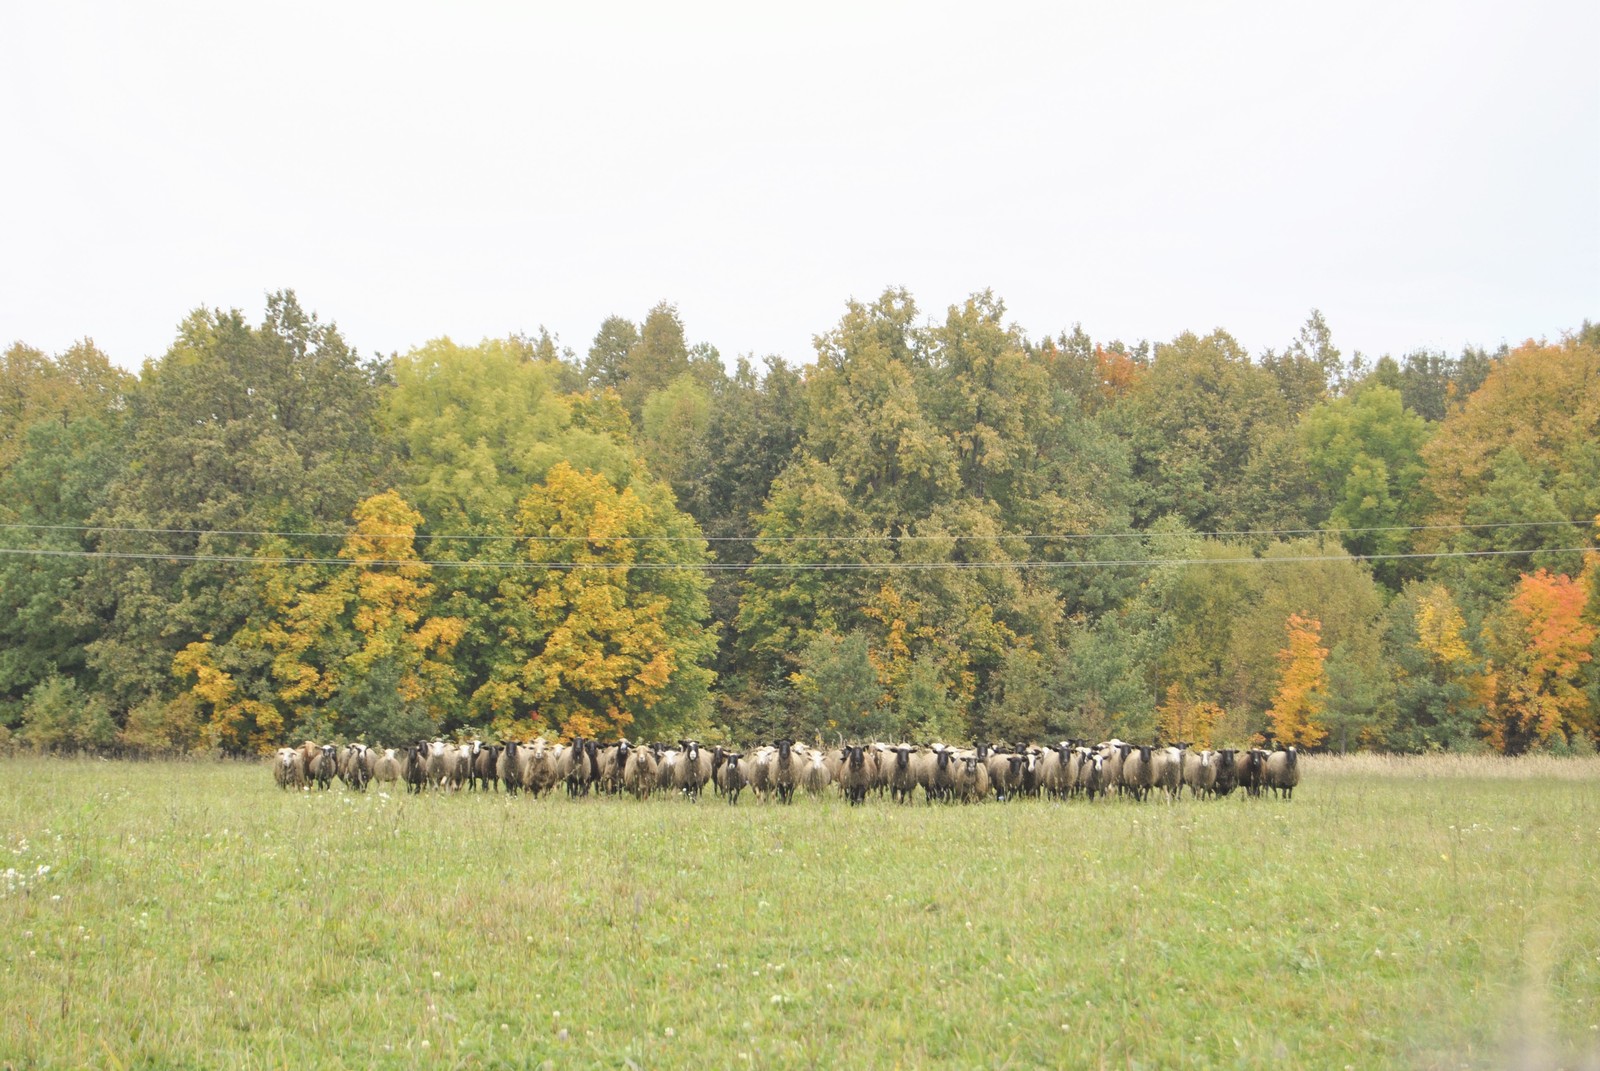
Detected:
left=980, top=646, right=1056, bottom=744
left=0, top=414, right=125, bottom=721
left=1429, top=450, right=1585, bottom=613
left=0, top=340, right=133, bottom=721
left=1320, top=641, right=1393, bottom=753
left=1114, top=330, right=1294, bottom=531
left=789, top=630, right=882, bottom=740
left=677, top=356, right=805, bottom=715
left=589, top=302, right=726, bottom=424
left=803, top=288, right=958, bottom=518
left=583, top=316, right=639, bottom=393
left=1363, top=346, right=1498, bottom=423
left=896, top=651, right=965, bottom=743
left=1060, top=603, right=1165, bottom=742
left=1260, top=308, right=1337, bottom=412
left=1298, top=385, right=1432, bottom=584
left=735, top=290, right=1129, bottom=740
left=82, top=292, right=390, bottom=723
left=1382, top=582, right=1486, bottom=751
left=639, top=374, right=713, bottom=494
left=735, top=461, right=881, bottom=682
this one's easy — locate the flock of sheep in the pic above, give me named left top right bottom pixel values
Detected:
left=272, top=738, right=1303, bottom=804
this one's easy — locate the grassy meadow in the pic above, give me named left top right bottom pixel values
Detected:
left=2, top=755, right=1598, bottom=1070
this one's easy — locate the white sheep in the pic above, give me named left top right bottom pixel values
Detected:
left=273, top=747, right=306, bottom=790
left=623, top=745, right=659, bottom=800
left=674, top=740, right=712, bottom=801
left=801, top=748, right=832, bottom=798
left=373, top=748, right=401, bottom=787
left=1179, top=749, right=1215, bottom=798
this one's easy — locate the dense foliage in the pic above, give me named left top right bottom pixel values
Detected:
left=2, top=291, right=1596, bottom=754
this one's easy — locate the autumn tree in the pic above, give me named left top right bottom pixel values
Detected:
left=1422, top=335, right=1599, bottom=514
left=172, top=491, right=465, bottom=752
left=1223, top=539, right=1387, bottom=719
left=1383, top=582, right=1485, bottom=751
left=1, top=340, right=132, bottom=471
left=321, top=491, right=464, bottom=742
left=1266, top=614, right=1329, bottom=748
left=386, top=336, right=588, bottom=536
left=1155, top=683, right=1226, bottom=749
left=1480, top=569, right=1596, bottom=753
left=1419, top=334, right=1599, bottom=604
left=1029, top=325, right=1147, bottom=415
left=1143, top=530, right=1258, bottom=714
left=471, top=461, right=714, bottom=741
left=383, top=336, right=716, bottom=730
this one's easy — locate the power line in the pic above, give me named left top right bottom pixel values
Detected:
left=0, top=517, right=1590, bottom=544
left=0, top=544, right=1591, bottom=572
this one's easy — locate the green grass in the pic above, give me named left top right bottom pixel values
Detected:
left=2, top=757, right=1598, bottom=1070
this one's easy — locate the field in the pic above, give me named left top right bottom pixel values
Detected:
left=2, top=756, right=1598, bottom=1070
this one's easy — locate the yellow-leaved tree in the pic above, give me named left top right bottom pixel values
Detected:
left=334, top=491, right=465, bottom=735
left=1155, top=683, right=1226, bottom=748
left=472, top=461, right=712, bottom=741
left=1266, top=613, right=1329, bottom=748
left=175, top=490, right=464, bottom=751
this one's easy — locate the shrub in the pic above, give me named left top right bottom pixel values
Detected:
left=22, top=675, right=116, bottom=753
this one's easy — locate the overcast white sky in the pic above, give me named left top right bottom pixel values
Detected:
left=3, top=1, right=1596, bottom=372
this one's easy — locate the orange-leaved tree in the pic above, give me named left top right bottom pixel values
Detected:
left=1266, top=613, right=1329, bottom=748
left=1480, top=569, right=1595, bottom=753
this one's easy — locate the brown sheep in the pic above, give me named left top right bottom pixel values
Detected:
left=1263, top=746, right=1301, bottom=799
left=836, top=745, right=870, bottom=806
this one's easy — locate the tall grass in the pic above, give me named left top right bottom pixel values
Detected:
left=1, top=757, right=1597, bottom=1069
left=1308, top=752, right=1600, bottom=780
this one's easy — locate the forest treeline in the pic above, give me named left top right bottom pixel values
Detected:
left=2, top=290, right=1597, bottom=756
